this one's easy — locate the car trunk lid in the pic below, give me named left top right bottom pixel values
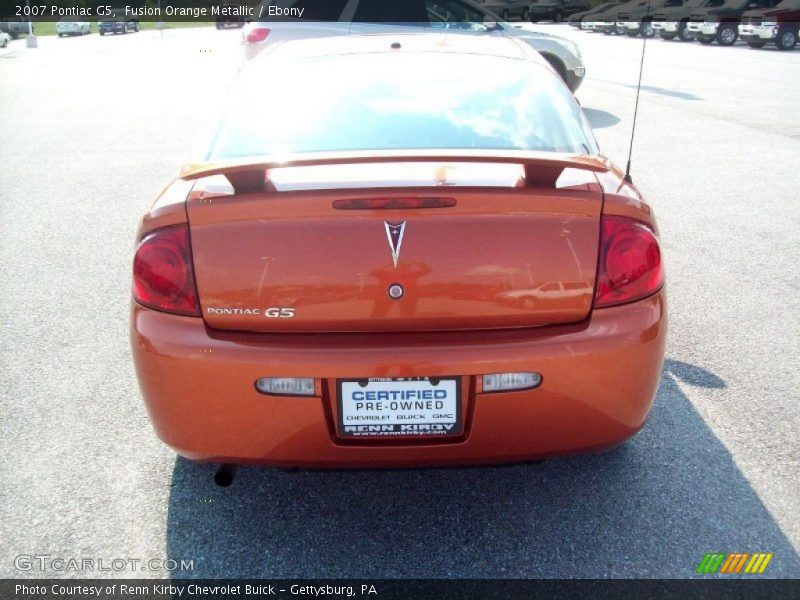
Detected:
left=182, top=152, right=606, bottom=333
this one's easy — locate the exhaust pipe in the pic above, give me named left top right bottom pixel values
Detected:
left=213, top=464, right=236, bottom=487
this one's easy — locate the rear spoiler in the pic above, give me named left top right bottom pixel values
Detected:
left=179, top=149, right=611, bottom=194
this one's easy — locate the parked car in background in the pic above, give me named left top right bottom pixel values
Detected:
left=592, top=0, right=650, bottom=33
left=99, top=11, right=139, bottom=36
left=619, top=0, right=685, bottom=36
left=528, top=0, right=590, bottom=22
left=506, top=22, right=586, bottom=90
left=481, top=0, right=534, bottom=21
left=569, top=2, right=621, bottom=28
left=582, top=2, right=626, bottom=28
left=652, top=0, right=724, bottom=40
left=57, top=18, right=91, bottom=37
left=687, top=0, right=781, bottom=44
left=242, top=0, right=587, bottom=92
left=0, top=17, right=32, bottom=39
left=0, top=29, right=10, bottom=47
left=738, top=0, right=799, bottom=48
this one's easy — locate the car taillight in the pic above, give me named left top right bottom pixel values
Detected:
left=594, top=215, right=663, bottom=308
left=245, top=27, right=270, bottom=43
left=133, top=224, right=200, bottom=317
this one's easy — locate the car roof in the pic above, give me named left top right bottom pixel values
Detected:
left=260, top=33, right=545, bottom=65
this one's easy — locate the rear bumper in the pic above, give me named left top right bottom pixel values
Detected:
left=591, top=22, right=616, bottom=32
left=653, top=21, right=678, bottom=33
left=687, top=21, right=718, bottom=36
left=131, top=290, right=666, bottom=468
left=739, top=24, right=778, bottom=40
left=585, top=21, right=612, bottom=31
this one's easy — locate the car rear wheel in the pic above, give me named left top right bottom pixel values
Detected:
left=641, top=21, right=655, bottom=37
left=775, top=26, right=797, bottom=50
left=542, top=53, right=569, bottom=88
left=660, top=31, right=677, bottom=40
left=716, top=23, right=738, bottom=46
left=615, top=24, right=626, bottom=35
left=678, top=22, right=694, bottom=40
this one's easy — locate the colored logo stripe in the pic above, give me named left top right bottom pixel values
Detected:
left=697, top=553, right=726, bottom=574
left=745, top=553, right=773, bottom=574
left=697, top=553, right=772, bottom=574
left=720, top=553, right=749, bottom=573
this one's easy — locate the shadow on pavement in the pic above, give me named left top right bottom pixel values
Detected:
left=166, top=361, right=799, bottom=578
left=663, top=358, right=726, bottom=389
left=583, top=107, right=621, bottom=129
left=625, top=84, right=701, bottom=101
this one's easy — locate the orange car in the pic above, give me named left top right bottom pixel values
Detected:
left=130, top=34, right=665, bottom=483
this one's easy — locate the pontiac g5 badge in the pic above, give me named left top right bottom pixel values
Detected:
left=384, top=221, right=406, bottom=268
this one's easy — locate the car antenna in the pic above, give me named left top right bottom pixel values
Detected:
left=625, top=0, right=651, bottom=184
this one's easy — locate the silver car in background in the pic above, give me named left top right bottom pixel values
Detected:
left=242, top=0, right=586, bottom=92
left=57, top=18, right=91, bottom=37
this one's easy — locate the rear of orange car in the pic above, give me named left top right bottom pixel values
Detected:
left=130, top=35, right=665, bottom=468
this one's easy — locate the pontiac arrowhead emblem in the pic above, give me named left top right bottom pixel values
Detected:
left=384, top=221, right=406, bottom=268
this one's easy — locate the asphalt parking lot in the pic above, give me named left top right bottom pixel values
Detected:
left=1, top=25, right=798, bottom=578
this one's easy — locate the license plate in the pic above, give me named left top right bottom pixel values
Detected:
left=338, top=377, right=461, bottom=438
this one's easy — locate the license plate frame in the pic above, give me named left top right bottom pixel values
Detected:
left=337, top=377, right=462, bottom=439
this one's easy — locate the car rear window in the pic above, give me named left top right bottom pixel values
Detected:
left=207, top=52, right=598, bottom=160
